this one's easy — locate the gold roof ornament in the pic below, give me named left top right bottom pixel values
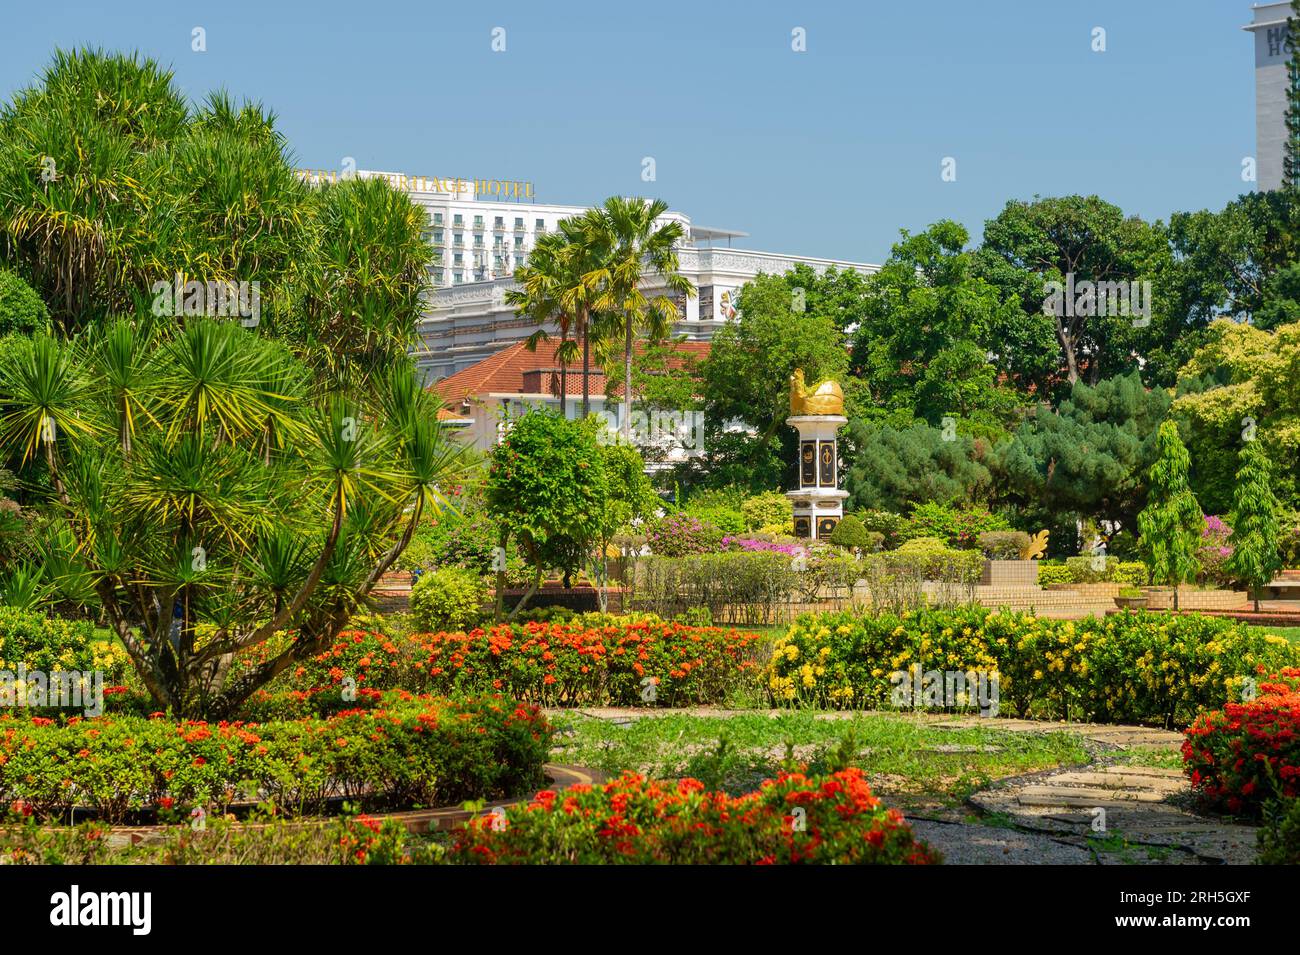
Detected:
left=789, top=369, right=844, bottom=416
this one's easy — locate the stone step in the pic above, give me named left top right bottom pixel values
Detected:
left=1047, top=771, right=1186, bottom=792
left=1017, top=786, right=1171, bottom=807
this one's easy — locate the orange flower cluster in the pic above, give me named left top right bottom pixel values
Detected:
left=407, top=620, right=762, bottom=707
left=449, top=767, right=940, bottom=865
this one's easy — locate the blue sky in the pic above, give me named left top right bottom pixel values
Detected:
left=0, top=0, right=1260, bottom=264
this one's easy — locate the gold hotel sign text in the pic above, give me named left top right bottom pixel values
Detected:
left=296, top=169, right=534, bottom=200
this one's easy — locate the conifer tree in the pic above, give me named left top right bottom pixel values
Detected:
left=1226, top=438, right=1283, bottom=612
left=1137, top=420, right=1203, bottom=610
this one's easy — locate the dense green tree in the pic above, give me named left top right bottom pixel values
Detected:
left=853, top=220, right=1038, bottom=435
left=844, top=420, right=993, bottom=513
left=1284, top=0, right=1300, bottom=188
left=694, top=272, right=850, bottom=491
left=486, top=410, right=608, bottom=618
left=979, top=195, right=1174, bottom=387
left=996, top=371, right=1171, bottom=534
left=1226, top=438, right=1283, bottom=611
left=1172, top=318, right=1300, bottom=513
left=1136, top=420, right=1203, bottom=610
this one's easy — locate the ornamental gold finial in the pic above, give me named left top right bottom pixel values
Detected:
left=789, top=369, right=844, bottom=416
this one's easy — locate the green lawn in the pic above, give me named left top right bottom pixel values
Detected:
left=1253, top=624, right=1300, bottom=644
left=547, top=711, right=1088, bottom=807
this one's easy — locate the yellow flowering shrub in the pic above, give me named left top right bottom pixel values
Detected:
left=765, top=608, right=1300, bottom=727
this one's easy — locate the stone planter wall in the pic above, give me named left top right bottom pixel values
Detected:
left=1142, top=588, right=1248, bottom=611
left=981, top=559, right=1039, bottom=587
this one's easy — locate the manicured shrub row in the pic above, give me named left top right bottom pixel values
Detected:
left=1183, top=669, right=1300, bottom=815
left=446, top=768, right=940, bottom=865
left=288, top=622, right=762, bottom=707
left=0, top=692, right=551, bottom=823
left=767, top=607, right=1299, bottom=726
left=1037, top=559, right=1150, bottom=587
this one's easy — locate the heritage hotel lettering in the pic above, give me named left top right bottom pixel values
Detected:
left=296, top=169, right=534, bottom=199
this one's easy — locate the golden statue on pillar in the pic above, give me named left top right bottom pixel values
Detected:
left=789, top=369, right=845, bottom=416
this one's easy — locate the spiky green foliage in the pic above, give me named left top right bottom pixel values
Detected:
left=0, top=320, right=466, bottom=717
left=1226, top=438, right=1284, bottom=612
left=1136, top=420, right=1203, bottom=609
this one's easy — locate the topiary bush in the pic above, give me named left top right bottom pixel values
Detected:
left=977, top=530, right=1031, bottom=560
left=828, top=515, right=882, bottom=552
left=409, top=566, right=488, bottom=633
left=901, top=501, right=1011, bottom=549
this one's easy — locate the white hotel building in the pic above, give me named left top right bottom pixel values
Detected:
left=307, top=170, right=879, bottom=383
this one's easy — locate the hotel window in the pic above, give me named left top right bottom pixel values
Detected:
left=453, top=214, right=463, bottom=227
left=453, top=252, right=463, bottom=265
left=494, top=216, right=505, bottom=230
left=474, top=235, right=484, bottom=247
left=432, top=213, right=444, bottom=226
left=453, top=233, right=463, bottom=247
left=514, top=217, right=525, bottom=231
left=473, top=216, right=484, bottom=230
left=493, top=235, right=503, bottom=249
left=535, top=218, right=545, bottom=232
left=433, top=230, right=443, bottom=243
left=513, top=235, right=524, bottom=249
left=453, top=272, right=463, bottom=284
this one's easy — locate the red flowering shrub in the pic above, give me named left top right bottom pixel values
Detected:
left=1182, top=668, right=1300, bottom=815
left=289, top=630, right=407, bottom=692
left=0, top=693, right=551, bottom=823
left=408, top=620, right=762, bottom=706
left=446, top=768, right=939, bottom=865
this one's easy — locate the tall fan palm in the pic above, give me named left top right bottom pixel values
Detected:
left=582, top=197, right=694, bottom=441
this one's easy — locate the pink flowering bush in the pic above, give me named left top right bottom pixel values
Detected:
left=1198, top=515, right=1236, bottom=587
left=648, top=513, right=723, bottom=557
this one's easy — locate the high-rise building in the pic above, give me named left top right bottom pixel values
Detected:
left=1245, top=2, right=1294, bottom=191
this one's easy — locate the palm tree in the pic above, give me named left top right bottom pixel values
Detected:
left=506, top=231, right=578, bottom=415
left=583, top=197, right=694, bottom=441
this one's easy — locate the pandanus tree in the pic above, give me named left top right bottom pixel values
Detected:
left=0, top=318, right=466, bottom=717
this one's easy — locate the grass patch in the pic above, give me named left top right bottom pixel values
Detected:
left=548, top=711, right=1088, bottom=806
left=1253, top=625, right=1300, bottom=644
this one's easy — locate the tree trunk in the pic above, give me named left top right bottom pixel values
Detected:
left=623, top=314, right=633, bottom=442
left=581, top=313, right=591, bottom=420
left=559, top=329, right=569, bottom=419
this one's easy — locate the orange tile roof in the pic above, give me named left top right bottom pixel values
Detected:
left=431, top=338, right=710, bottom=407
